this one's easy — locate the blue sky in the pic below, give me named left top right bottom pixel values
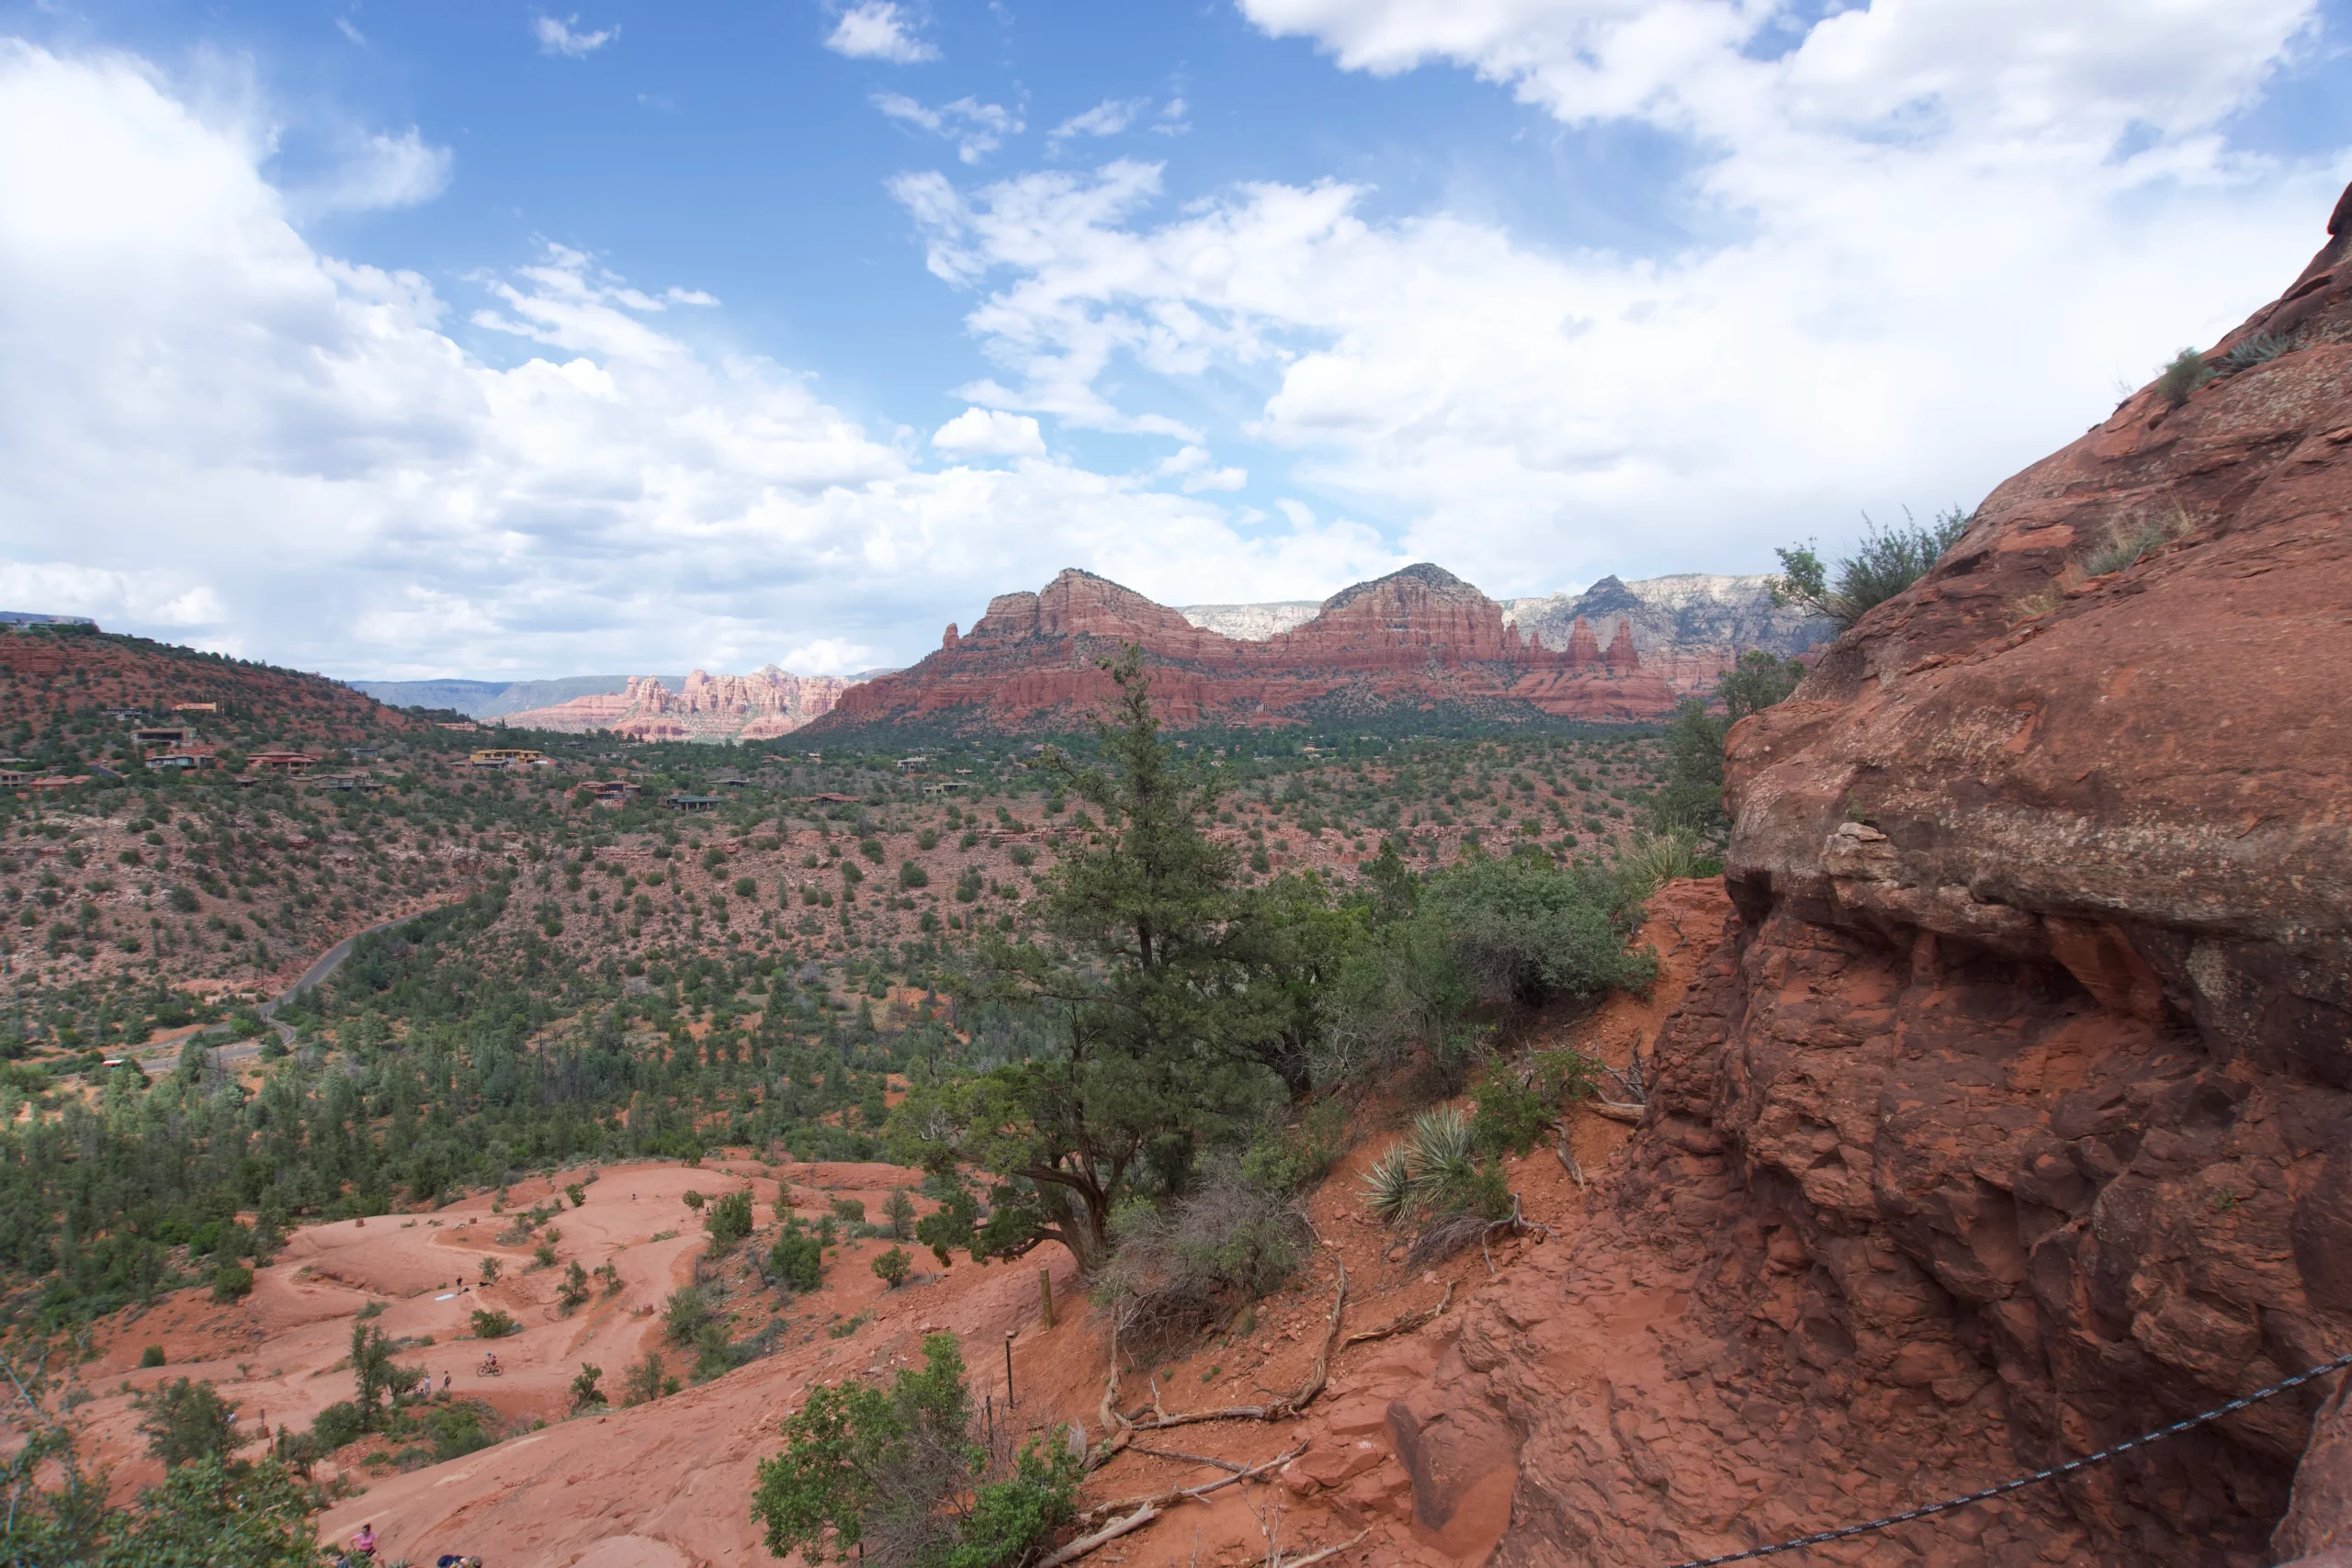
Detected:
left=1, top=1, right=2348, bottom=679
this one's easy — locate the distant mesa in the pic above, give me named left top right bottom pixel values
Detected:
left=809, top=561, right=1818, bottom=737
left=498, top=667, right=854, bottom=741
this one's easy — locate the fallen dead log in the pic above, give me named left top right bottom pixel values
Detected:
left=1554, top=1130, right=1587, bottom=1190
left=1340, top=1280, right=1453, bottom=1348
left=1036, top=1503, right=1161, bottom=1568
left=1588, top=1099, right=1645, bottom=1124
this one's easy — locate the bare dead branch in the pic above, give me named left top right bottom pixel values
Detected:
left=1274, top=1528, right=1373, bottom=1567
left=1340, top=1280, right=1453, bottom=1348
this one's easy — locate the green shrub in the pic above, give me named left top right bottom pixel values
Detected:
left=1422, top=852, right=1655, bottom=1009
left=768, top=1218, right=825, bottom=1293
left=424, top=1402, right=498, bottom=1462
left=210, top=1263, right=253, bottom=1303
left=564, top=1181, right=587, bottom=1208
left=751, top=1334, right=1080, bottom=1568
left=469, top=1309, right=518, bottom=1339
left=2222, top=331, right=2291, bottom=372
left=623, top=1348, right=668, bottom=1405
left=1618, top=828, right=1710, bottom=897
left=898, top=859, right=929, bottom=889
left=663, top=1285, right=710, bottom=1344
left=570, top=1363, right=605, bottom=1411
left=309, top=1400, right=365, bottom=1450
left=830, top=1196, right=866, bottom=1227
left=1363, top=1108, right=1512, bottom=1230
left=133, top=1377, right=243, bottom=1469
left=1770, top=507, right=1969, bottom=628
left=557, top=1261, right=591, bottom=1313
left=704, top=1188, right=754, bottom=1249
left=871, top=1247, right=911, bottom=1289
left=882, top=1189, right=917, bottom=1241
left=140, top=1345, right=166, bottom=1369
left=2155, top=346, right=2213, bottom=406
left=1100, top=1168, right=1310, bottom=1357
left=1238, top=1100, right=1349, bottom=1194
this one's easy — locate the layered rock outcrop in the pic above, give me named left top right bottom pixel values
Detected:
left=1507, top=571, right=1835, bottom=694
left=811, top=563, right=1676, bottom=735
left=502, top=666, right=852, bottom=741
left=1366, top=189, right=2352, bottom=1566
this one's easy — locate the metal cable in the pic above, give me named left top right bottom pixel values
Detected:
left=1657, top=1348, right=2352, bottom=1568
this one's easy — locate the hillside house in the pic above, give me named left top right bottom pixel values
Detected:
left=250, top=751, right=318, bottom=774
left=170, top=702, right=219, bottom=714
left=133, top=727, right=191, bottom=748
left=467, top=748, right=544, bottom=770
left=663, top=793, right=720, bottom=812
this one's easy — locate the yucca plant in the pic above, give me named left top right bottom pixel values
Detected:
left=1407, top=1108, right=1476, bottom=1186
left=1362, top=1148, right=1414, bottom=1225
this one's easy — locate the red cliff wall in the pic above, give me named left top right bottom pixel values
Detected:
left=1363, top=188, right=2352, bottom=1567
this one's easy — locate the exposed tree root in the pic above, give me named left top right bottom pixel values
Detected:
left=1479, top=1194, right=1554, bottom=1277
left=1127, top=1258, right=1348, bottom=1430
left=1340, top=1280, right=1453, bottom=1348
left=1554, top=1130, right=1587, bottom=1190
left=1587, top=1100, right=1645, bottom=1124
left=1074, top=1441, right=1309, bottom=1527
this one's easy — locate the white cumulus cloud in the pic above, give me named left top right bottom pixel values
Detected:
left=1047, top=97, right=1146, bottom=148
left=306, top=127, right=453, bottom=213
left=826, top=2, right=938, bottom=64
left=891, top=0, right=2345, bottom=596
left=534, top=15, right=616, bottom=59
left=0, top=42, right=1401, bottom=677
left=932, top=406, right=1046, bottom=457
left=874, top=93, right=1022, bottom=164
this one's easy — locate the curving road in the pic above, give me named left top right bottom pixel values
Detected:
left=129, top=899, right=466, bottom=1071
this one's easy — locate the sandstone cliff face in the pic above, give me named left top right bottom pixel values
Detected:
left=1365, top=194, right=2352, bottom=1567
left=501, top=665, right=851, bottom=740
left=812, top=564, right=1674, bottom=735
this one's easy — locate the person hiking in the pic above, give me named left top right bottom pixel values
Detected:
left=350, top=1523, right=378, bottom=1559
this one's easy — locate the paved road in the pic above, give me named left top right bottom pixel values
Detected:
left=128, top=901, right=463, bottom=1071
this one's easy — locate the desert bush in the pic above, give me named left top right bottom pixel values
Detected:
left=570, top=1363, right=605, bottom=1411
left=564, top=1182, right=587, bottom=1208
left=705, top=1188, right=754, bottom=1249
left=140, top=1345, right=165, bottom=1369
left=1363, top=1108, right=1511, bottom=1245
left=751, top=1333, right=1080, bottom=1568
left=899, top=860, right=929, bottom=890
left=531, top=1240, right=558, bottom=1269
left=663, top=1285, right=711, bottom=1345
left=133, top=1377, right=243, bottom=1469
left=2222, top=331, right=2292, bottom=372
left=2082, top=508, right=2190, bottom=578
left=1618, top=827, right=1709, bottom=898
left=1421, top=852, right=1655, bottom=1010
left=623, top=1348, right=668, bottom=1406
left=557, top=1261, right=591, bottom=1313
left=424, top=1402, right=497, bottom=1462
left=769, top=1218, right=826, bottom=1293
left=1098, top=1167, right=1310, bottom=1359
left=469, top=1309, right=518, bottom=1338
left=883, top=1189, right=917, bottom=1241
left=2155, top=346, right=2213, bottom=405
left=210, top=1263, right=253, bottom=1303
left=1469, top=1052, right=1597, bottom=1158
left=683, top=1190, right=706, bottom=1211
left=831, top=1196, right=867, bottom=1228
left=1770, top=507, right=1969, bottom=628
left=1238, top=1100, right=1350, bottom=1194
left=872, top=1247, right=911, bottom=1289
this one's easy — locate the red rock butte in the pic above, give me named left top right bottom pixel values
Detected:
left=810, top=562, right=1676, bottom=734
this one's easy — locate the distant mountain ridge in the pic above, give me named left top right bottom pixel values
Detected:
left=809, top=562, right=1682, bottom=737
